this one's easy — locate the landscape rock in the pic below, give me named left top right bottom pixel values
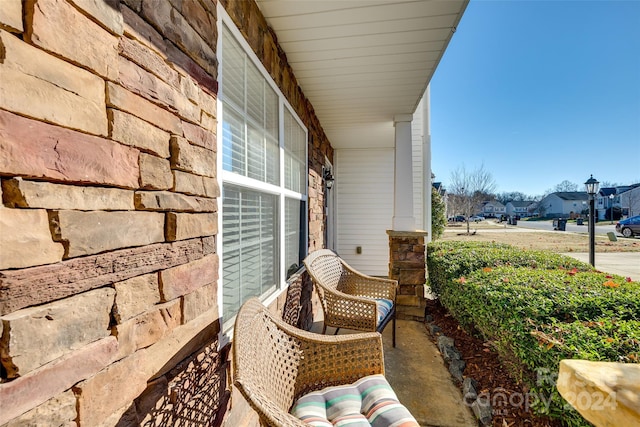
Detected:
left=437, top=335, right=455, bottom=354
left=448, top=359, right=466, bottom=383
left=442, top=343, right=461, bottom=363
left=471, top=396, right=493, bottom=426
left=427, top=322, right=441, bottom=335
left=462, top=377, right=478, bottom=404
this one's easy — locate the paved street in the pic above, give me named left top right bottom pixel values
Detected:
left=514, top=219, right=619, bottom=236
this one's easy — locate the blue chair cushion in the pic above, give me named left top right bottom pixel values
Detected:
left=375, top=298, right=393, bottom=326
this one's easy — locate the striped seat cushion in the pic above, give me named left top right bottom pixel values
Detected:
left=291, top=374, right=419, bottom=427
left=375, top=299, right=393, bottom=326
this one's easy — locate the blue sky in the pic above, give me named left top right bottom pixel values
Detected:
left=430, top=0, right=640, bottom=198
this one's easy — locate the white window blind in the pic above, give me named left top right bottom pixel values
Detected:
left=222, top=185, right=278, bottom=315
left=222, top=27, right=279, bottom=185
left=220, top=21, right=308, bottom=322
left=284, top=108, right=306, bottom=193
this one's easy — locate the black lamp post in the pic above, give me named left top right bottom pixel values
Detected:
left=585, top=175, right=599, bottom=267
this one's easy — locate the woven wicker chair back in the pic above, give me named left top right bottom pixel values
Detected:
left=233, top=298, right=301, bottom=414
left=303, top=249, right=346, bottom=292
left=233, top=298, right=387, bottom=426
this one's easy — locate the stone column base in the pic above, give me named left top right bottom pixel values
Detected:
left=387, top=230, right=428, bottom=308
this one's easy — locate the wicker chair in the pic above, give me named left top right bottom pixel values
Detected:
left=233, top=298, right=386, bottom=427
left=303, top=249, right=398, bottom=347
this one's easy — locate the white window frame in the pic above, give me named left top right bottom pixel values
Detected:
left=217, top=5, right=308, bottom=335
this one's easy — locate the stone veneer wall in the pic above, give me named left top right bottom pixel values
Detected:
left=387, top=230, right=428, bottom=307
left=0, top=0, right=331, bottom=425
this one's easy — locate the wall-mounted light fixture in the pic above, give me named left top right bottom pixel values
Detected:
left=323, top=167, right=335, bottom=189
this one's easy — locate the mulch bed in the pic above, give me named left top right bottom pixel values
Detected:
left=424, top=299, right=565, bottom=427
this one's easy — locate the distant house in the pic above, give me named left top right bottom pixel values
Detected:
left=538, top=192, right=589, bottom=218
left=618, top=184, right=640, bottom=217
left=481, top=200, right=506, bottom=218
left=433, top=182, right=445, bottom=195
left=596, top=187, right=618, bottom=220
left=595, top=185, right=640, bottom=220
left=505, top=201, right=537, bottom=217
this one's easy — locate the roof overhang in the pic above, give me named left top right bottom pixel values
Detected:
left=256, top=0, right=468, bottom=149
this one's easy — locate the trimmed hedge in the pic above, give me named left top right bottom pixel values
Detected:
left=427, top=241, right=593, bottom=295
left=426, top=241, right=640, bottom=426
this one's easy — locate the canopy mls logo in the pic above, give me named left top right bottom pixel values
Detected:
left=463, top=367, right=618, bottom=415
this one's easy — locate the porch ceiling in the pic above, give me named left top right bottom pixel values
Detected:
left=256, top=0, right=468, bottom=149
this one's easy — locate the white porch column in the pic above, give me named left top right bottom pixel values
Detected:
left=422, top=86, right=433, bottom=242
left=392, top=114, right=416, bottom=231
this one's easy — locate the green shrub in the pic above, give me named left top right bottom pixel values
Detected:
left=433, top=260, right=640, bottom=426
left=426, top=240, right=592, bottom=296
left=431, top=187, right=447, bottom=240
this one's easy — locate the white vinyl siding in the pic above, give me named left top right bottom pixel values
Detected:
left=335, top=148, right=393, bottom=276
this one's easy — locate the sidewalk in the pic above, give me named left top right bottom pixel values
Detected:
left=381, top=319, right=476, bottom=427
left=562, top=252, right=640, bottom=281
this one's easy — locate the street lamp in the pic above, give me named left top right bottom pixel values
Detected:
left=585, top=175, right=599, bottom=267
left=609, top=194, right=615, bottom=224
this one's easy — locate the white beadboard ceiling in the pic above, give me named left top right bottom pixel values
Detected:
left=256, top=0, right=468, bottom=148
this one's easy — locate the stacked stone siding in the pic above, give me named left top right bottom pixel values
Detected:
left=387, top=230, right=428, bottom=307
left=0, top=0, right=330, bottom=425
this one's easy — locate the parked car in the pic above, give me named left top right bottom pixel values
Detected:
left=615, top=215, right=640, bottom=238
left=448, top=215, right=466, bottom=222
left=469, top=215, right=484, bottom=222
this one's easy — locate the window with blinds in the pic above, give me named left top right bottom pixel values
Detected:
left=222, top=185, right=278, bottom=315
left=220, top=21, right=307, bottom=322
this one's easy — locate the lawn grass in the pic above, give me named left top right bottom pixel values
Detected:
left=442, top=221, right=640, bottom=253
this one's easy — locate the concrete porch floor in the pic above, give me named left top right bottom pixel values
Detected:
left=311, top=311, right=477, bottom=427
